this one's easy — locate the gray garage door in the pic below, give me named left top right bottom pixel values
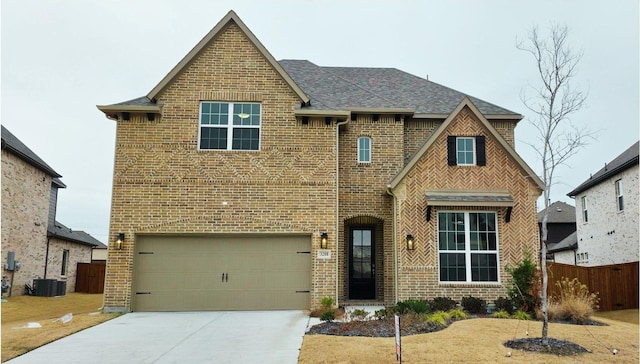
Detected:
left=133, top=235, right=311, bottom=311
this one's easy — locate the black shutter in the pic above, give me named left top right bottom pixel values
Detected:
left=447, top=136, right=457, bottom=166
left=476, top=135, right=486, bottom=166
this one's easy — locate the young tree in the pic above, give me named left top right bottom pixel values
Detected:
left=517, top=24, right=592, bottom=345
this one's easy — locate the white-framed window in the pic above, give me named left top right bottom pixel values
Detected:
left=456, top=137, right=475, bottom=165
left=615, top=179, right=624, bottom=211
left=199, top=102, right=261, bottom=150
left=438, top=211, right=499, bottom=282
left=61, top=249, right=69, bottom=276
left=581, top=196, right=588, bottom=222
left=357, top=136, right=371, bottom=163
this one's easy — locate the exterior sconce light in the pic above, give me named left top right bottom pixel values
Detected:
left=115, top=233, right=125, bottom=250
left=406, top=234, right=415, bottom=251
left=320, top=232, right=328, bottom=249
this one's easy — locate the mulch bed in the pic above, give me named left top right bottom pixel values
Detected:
left=307, top=316, right=603, bottom=356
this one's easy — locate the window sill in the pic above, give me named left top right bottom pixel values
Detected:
left=438, top=282, right=501, bottom=288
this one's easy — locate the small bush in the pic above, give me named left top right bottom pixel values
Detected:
left=512, top=310, right=531, bottom=320
left=320, top=296, right=335, bottom=310
left=429, top=297, right=457, bottom=312
left=494, top=297, right=515, bottom=315
left=320, top=310, right=335, bottom=322
left=493, top=310, right=511, bottom=319
left=427, top=311, right=450, bottom=326
left=461, top=296, right=486, bottom=314
left=393, top=299, right=430, bottom=314
left=349, top=308, right=369, bottom=321
left=374, top=308, right=391, bottom=320
left=547, top=277, right=599, bottom=324
left=505, top=252, right=538, bottom=312
left=448, top=308, right=468, bottom=320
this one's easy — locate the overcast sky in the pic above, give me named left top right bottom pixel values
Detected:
left=2, top=1, right=638, bottom=244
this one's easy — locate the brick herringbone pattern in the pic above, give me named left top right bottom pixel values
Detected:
left=396, top=106, right=541, bottom=302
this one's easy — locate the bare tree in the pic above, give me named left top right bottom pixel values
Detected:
left=517, top=23, right=591, bottom=345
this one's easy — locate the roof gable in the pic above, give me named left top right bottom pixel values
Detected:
left=1, top=125, right=62, bottom=178
left=388, top=97, right=544, bottom=190
left=146, top=10, right=308, bottom=104
left=567, top=141, right=639, bottom=197
left=538, top=201, right=576, bottom=223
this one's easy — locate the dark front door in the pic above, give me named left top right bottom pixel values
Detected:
left=349, top=227, right=375, bottom=299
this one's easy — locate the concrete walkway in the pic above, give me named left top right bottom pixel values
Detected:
left=7, top=311, right=318, bottom=364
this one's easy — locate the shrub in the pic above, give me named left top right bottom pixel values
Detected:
left=512, top=310, right=531, bottom=320
left=393, top=299, right=430, bottom=314
left=320, top=310, right=335, bottom=322
left=461, top=296, right=486, bottom=314
left=547, top=277, right=599, bottom=324
left=427, top=311, right=450, bottom=326
left=494, top=297, right=515, bottom=315
left=374, top=308, right=391, bottom=320
left=505, top=252, right=538, bottom=312
left=429, top=297, right=457, bottom=312
left=448, top=308, right=468, bottom=320
left=493, top=310, right=511, bottom=319
left=349, top=308, right=369, bottom=321
left=320, top=296, right=335, bottom=310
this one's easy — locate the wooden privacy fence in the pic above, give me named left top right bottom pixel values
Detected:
left=546, top=262, right=639, bottom=311
left=76, top=262, right=106, bottom=294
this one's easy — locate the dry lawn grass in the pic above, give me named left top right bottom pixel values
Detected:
left=1, top=293, right=118, bottom=362
left=299, top=310, right=639, bottom=364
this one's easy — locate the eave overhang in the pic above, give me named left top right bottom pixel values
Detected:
left=425, top=190, right=514, bottom=207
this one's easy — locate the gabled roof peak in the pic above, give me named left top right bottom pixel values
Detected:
left=146, top=10, right=309, bottom=104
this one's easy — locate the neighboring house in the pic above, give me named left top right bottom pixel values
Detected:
left=1, top=125, right=102, bottom=296
left=538, top=201, right=577, bottom=260
left=562, top=141, right=639, bottom=266
left=97, top=11, right=544, bottom=313
left=91, top=244, right=108, bottom=263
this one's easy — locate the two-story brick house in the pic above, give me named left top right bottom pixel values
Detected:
left=1, top=126, right=102, bottom=296
left=98, top=11, right=543, bottom=312
left=561, top=141, right=639, bottom=266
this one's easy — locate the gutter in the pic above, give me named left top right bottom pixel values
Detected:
left=335, top=118, right=350, bottom=308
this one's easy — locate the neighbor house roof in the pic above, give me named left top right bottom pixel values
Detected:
left=1, top=125, right=62, bottom=178
left=568, top=141, right=639, bottom=197
left=548, top=231, right=578, bottom=253
left=48, top=221, right=103, bottom=248
left=537, top=201, right=576, bottom=224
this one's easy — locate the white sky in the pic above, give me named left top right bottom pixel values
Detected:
left=2, top=0, right=638, bottom=243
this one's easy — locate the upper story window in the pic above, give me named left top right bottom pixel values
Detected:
left=438, top=211, right=498, bottom=283
left=447, top=135, right=486, bottom=166
left=358, top=137, right=371, bottom=163
left=199, top=102, right=261, bottom=151
left=581, top=196, right=588, bottom=222
left=615, top=179, right=624, bottom=211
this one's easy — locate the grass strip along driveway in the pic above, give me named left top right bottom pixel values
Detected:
left=1, top=293, right=118, bottom=362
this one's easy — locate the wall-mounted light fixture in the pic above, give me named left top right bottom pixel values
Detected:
left=115, top=233, right=125, bottom=250
left=320, top=232, right=328, bottom=249
left=406, top=234, right=415, bottom=251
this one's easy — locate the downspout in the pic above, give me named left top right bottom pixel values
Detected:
left=386, top=187, right=398, bottom=304
left=335, top=118, right=349, bottom=308
left=44, top=237, right=51, bottom=278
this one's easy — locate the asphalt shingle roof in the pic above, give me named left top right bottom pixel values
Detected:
left=1, top=125, right=62, bottom=178
left=48, top=221, right=104, bottom=248
left=278, top=60, right=519, bottom=115
left=548, top=231, right=578, bottom=253
left=567, top=141, right=640, bottom=197
left=537, top=201, right=576, bottom=224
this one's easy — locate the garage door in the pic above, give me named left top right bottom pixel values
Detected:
left=133, top=235, right=311, bottom=311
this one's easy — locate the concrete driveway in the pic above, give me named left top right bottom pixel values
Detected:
left=7, top=311, right=318, bottom=364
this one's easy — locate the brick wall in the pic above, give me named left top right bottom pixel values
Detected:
left=104, top=22, right=337, bottom=311
left=396, top=106, right=540, bottom=303
left=1, top=150, right=51, bottom=296
left=46, top=238, right=93, bottom=293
